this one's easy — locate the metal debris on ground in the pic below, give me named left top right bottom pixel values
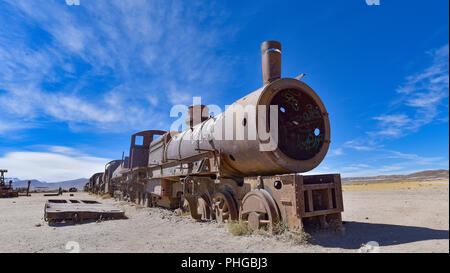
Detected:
left=0, top=169, right=19, bottom=198
left=44, top=199, right=126, bottom=225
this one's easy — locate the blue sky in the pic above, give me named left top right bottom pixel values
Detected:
left=0, top=0, right=448, bottom=182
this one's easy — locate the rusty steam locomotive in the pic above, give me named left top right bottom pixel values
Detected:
left=86, top=41, right=344, bottom=233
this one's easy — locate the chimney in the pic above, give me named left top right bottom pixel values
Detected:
left=186, top=105, right=210, bottom=128
left=261, top=40, right=282, bottom=85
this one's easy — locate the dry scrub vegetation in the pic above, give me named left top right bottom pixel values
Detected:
left=226, top=221, right=310, bottom=245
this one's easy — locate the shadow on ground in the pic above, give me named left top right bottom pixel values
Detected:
left=307, top=221, right=449, bottom=249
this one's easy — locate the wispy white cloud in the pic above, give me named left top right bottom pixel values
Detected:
left=386, top=150, right=444, bottom=164
left=324, top=149, right=446, bottom=177
left=397, top=44, right=449, bottom=94
left=335, top=44, right=449, bottom=156
left=343, top=139, right=376, bottom=151
left=370, top=44, right=449, bottom=138
left=0, top=149, right=109, bottom=182
left=47, top=146, right=80, bottom=156
left=0, top=119, right=35, bottom=134
left=373, top=114, right=412, bottom=127
left=328, top=147, right=344, bottom=156
left=0, top=0, right=236, bottom=134
left=339, top=165, right=405, bottom=178
left=371, top=114, right=412, bottom=137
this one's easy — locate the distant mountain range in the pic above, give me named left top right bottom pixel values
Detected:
left=9, top=178, right=88, bottom=190
left=4, top=177, right=20, bottom=183
left=342, top=169, right=449, bottom=184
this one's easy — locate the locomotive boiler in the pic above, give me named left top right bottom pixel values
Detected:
left=90, top=41, right=344, bottom=233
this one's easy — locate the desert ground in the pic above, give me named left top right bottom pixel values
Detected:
left=0, top=180, right=448, bottom=253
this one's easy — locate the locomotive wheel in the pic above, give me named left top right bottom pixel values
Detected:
left=197, top=193, right=212, bottom=220
left=213, top=190, right=238, bottom=223
left=182, top=198, right=190, bottom=212
left=240, top=189, right=280, bottom=233
left=183, top=193, right=213, bottom=220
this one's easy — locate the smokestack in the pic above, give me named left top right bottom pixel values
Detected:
left=261, top=40, right=282, bottom=85
left=186, top=105, right=210, bottom=128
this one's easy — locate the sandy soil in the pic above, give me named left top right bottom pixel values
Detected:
left=0, top=180, right=448, bottom=253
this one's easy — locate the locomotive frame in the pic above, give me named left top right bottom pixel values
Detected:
left=86, top=41, right=345, bottom=233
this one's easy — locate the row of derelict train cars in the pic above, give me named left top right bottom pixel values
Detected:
left=84, top=41, right=345, bottom=233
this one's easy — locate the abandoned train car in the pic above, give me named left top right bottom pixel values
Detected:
left=87, top=41, right=344, bottom=233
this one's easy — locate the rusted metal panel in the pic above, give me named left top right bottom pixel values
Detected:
left=333, top=174, right=344, bottom=211
left=44, top=199, right=125, bottom=224
left=102, top=160, right=122, bottom=195
left=307, top=190, right=314, bottom=214
left=298, top=174, right=344, bottom=219
left=129, top=130, right=165, bottom=170
left=244, top=173, right=344, bottom=231
left=161, top=179, right=172, bottom=197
